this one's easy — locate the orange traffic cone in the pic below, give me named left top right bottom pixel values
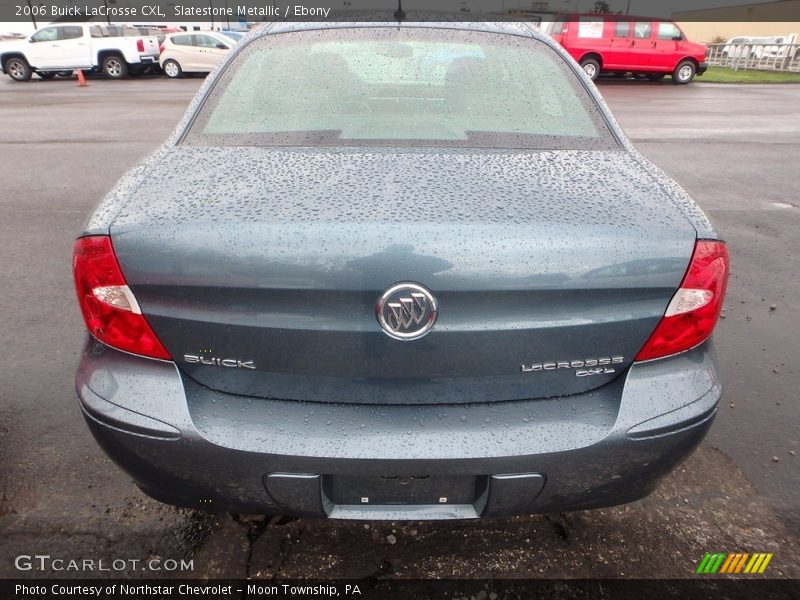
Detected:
left=76, top=69, right=88, bottom=87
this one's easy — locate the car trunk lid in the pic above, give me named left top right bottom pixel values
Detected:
left=109, top=146, right=697, bottom=404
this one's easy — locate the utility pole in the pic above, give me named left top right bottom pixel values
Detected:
left=26, top=0, right=36, bottom=28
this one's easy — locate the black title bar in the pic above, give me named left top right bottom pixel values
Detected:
left=3, top=0, right=800, bottom=23
left=4, top=579, right=800, bottom=600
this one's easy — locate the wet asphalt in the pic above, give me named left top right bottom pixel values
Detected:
left=0, top=74, right=797, bottom=580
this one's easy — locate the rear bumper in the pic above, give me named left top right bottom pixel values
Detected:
left=697, top=61, right=709, bottom=75
left=76, top=340, right=721, bottom=519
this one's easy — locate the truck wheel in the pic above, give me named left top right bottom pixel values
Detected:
left=673, top=60, right=696, bottom=84
left=162, top=60, right=182, bottom=79
left=37, top=71, right=56, bottom=79
left=102, top=55, right=128, bottom=79
left=579, top=57, right=600, bottom=81
left=5, top=57, right=32, bottom=81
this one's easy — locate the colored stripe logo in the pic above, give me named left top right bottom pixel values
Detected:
left=697, top=552, right=773, bottom=574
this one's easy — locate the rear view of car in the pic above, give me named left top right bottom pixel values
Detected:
left=159, top=31, right=234, bottom=78
left=75, top=22, right=728, bottom=519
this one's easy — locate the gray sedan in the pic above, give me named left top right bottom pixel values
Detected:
left=73, top=21, right=729, bottom=519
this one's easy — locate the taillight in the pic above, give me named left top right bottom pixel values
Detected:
left=136, top=39, right=145, bottom=53
left=159, top=43, right=165, bottom=54
left=73, top=236, right=170, bottom=360
left=635, top=240, right=729, bottom=361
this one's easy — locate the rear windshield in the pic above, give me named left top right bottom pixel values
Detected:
left=183, top=27, right=617, bottom=150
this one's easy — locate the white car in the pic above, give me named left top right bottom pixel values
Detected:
left=159, top=31, right=236, bottom=78
left=0, top=23, right=160, bottom=81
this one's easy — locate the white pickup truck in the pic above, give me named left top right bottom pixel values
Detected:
left=0, top=23, right=160, bottom=81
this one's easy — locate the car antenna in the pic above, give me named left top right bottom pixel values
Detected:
left=394, top=0, right=406, bottom=22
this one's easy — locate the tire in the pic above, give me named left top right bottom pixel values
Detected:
left=672, top=60, right=696, bottom=84
left=162, top=59, right=182, bottom=79
left=37, top=71, right=56, bottom=79
left=579, top=57, right=601, bottom=81
left=102, top=54, right=128, bottom=79
left=5, top=56, right=32, bottom=82
left=648, top=73, right=666, bottom=82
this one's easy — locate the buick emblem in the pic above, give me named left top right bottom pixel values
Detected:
left=376, top=283, right=438, bottom=340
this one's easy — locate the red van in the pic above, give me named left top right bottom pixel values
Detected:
left=547, top=14, right=708, bottom=84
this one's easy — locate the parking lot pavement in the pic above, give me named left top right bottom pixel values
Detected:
left=0, top=76, right=798, bottom=579
left=597, top=81, right=800, bottom=528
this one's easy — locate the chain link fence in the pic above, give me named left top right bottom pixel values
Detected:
left=707, top=42, right=800, bottom=73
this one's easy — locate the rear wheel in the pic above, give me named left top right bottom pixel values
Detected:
left=162, top=59, right=182, bottom=79
left=673, top=60, right=696, bottom=84
left=102, top=54, right=128, bottom=79
left=580, top=57, right=600, bottom=81
left=648, top=73, right=666, bottom=82
left=5, top=57, right=32, bottom=81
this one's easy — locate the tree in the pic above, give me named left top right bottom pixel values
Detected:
left=593, top=1, right=612, bottom=13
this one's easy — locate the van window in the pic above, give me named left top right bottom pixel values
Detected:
left=633, top=22, right=652, bottom=39
left=657, top=23, right=682, bottom=41
left=614, top=21, right=630, bottom=38
left=577, top=18, right=604, bottom=39
left=548, top=19, right=565, bottom=36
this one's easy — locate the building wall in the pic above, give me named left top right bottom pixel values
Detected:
left=677, top=21, right=800, bottom=43
left=673, top=0, right=800, bottom=42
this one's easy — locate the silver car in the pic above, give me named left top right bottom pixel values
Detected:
left=74, top=21, right=729, bottom=519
